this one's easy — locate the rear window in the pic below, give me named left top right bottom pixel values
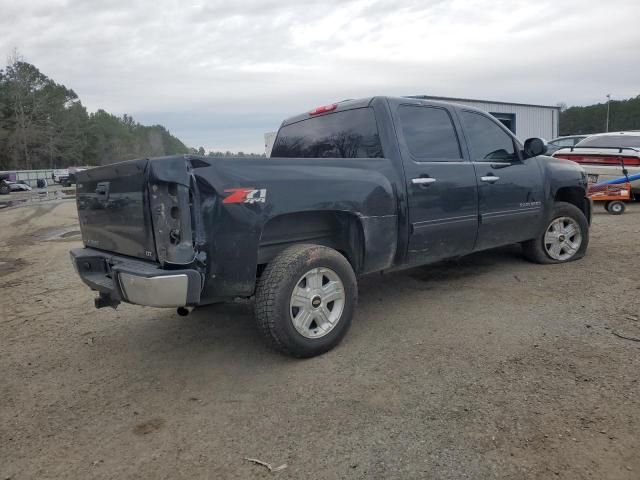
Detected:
left=551, top=138, right=577, bottom=147
left=271, top=107, right=383, bottom=158
left=398, top=105, right=461, bottom=160
left=575, top=135, right=640, bottom=149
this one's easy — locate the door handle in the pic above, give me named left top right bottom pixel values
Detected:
left=480, top=175, right=500, bottom=184
left=411, top=177, right=436, bottom=185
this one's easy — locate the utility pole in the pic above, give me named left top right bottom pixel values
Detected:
left=605, top=94, right=611, bottom=132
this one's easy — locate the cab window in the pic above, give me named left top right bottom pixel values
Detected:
left=397, top=105, right=462, bottom=160
left=460, top=111, right=517, bottom=162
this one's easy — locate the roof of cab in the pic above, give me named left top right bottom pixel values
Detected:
left=279, top=96, right=486, bottom=127
left=280, top=97, right=375, bottom=127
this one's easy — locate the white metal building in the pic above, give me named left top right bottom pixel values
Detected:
left=264, top=131, right=277, bottom=157
left=0, top=169, right=53, bottom=187
left=264, top=96, right=561, bottom=155
left=409, top=95, right=561, bottom=142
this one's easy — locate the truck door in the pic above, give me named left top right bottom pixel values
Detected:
left=457, top=109, right=544, bottom=251
left=393, top=102, right=479, bottom=265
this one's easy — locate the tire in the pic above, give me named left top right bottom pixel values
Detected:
left=606, top=201, right=625, bottom=215
left=0, top=183, right=9, bottom=195
left=522, top=201, right=589, bottom=264
left=254, top=244, right=357, bottom=358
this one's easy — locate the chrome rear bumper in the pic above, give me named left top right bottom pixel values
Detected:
left=70, top=248, right=202, bottom=308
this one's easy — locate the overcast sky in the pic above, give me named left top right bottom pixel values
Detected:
left=2, top=0, right=639, bottom=152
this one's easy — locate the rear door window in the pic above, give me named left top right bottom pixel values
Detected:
left=552, top=138, right=575, bottom=147
left=460, top=111, right=517, bottom=162
left=271, top=107, right=383, bottom=158
left=397, top=105, right=462, bottom=160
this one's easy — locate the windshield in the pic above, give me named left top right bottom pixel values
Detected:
left=575, top=135, right=640, bottom=149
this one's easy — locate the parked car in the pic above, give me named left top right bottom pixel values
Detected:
left=8, top=181, right=32, bottom=192
left=70, top=96, right=591, bottom=357
left=546, top=135, right=589, bottom=155
left=552, top=131, right=640, bottom=198
left=52, top=169, right=69, bottom=183
left=60, top=167, right=89, bottom=187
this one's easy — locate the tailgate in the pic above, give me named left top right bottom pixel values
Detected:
left=76, top=159, right=156, bottom=260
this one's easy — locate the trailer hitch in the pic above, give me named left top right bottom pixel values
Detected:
left=95, top=292, right=120, bottom=309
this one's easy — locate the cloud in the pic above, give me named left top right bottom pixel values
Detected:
left=2, top=0, right=638, bottom=152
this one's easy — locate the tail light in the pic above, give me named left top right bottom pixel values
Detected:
left=149, top=181, right=195, bottom=265
left=554, top=154, right=640, bottom=166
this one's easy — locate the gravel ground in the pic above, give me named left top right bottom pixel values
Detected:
left=1, top=200, right=639, bottom=479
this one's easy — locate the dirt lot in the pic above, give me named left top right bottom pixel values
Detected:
left=1, top=201, right=639, bottom=479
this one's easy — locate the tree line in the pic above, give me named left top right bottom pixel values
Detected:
left=560, top=95, right=640, bottom=135
left=0, top=54, right=191, bottom=171
left=194, top=147, right=264, bottom=158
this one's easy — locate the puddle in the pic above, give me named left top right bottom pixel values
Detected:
left=0, top=199, right=29, bottom=209
left=41, top=226, right=82, bottom=241
left=0, top=258, right=30, bottom=277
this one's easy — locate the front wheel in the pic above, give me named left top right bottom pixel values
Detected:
left=254, top=244, right=357, bottom=358
left=522, top=202, right=589, bottom=264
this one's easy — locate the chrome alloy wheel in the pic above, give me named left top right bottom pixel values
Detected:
left=289, top=267, right=345, bottom=339
left=544, top=216, right=582, bottom=261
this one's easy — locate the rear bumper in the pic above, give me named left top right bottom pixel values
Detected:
left=70, top=248, right=202, bottom=308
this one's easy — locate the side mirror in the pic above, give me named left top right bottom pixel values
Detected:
left=523, top=137, right=547, bottom=158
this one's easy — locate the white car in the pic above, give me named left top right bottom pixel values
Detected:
left=552, top=131, right=640, bottom=198
left=9, top=182, right=33, bottom=192
left=546, top=135, right=589, bottom=155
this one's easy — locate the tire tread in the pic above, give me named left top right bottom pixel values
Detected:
left=254, top=244, right=356, bottom=357
left=522, top=201, right=589, bottom=264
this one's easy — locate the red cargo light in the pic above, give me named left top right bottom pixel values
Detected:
left=309, top=103, right=337, bottom=116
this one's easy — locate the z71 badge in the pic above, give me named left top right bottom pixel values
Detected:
left=223, top=188, right=267, bottom=204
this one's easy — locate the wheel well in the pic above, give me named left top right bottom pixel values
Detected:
left=258, top=211, right=364, bottom=272
left=555, top=186, right=588, bottom=217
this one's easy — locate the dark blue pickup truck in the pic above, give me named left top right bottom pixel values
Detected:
left=71, top=96, right=591, bottom=357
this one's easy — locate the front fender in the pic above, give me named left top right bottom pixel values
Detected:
left=537, top=156, right=589, bottom=217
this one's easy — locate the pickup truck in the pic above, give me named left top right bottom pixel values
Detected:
left=70, top=96, right=591, bottom=357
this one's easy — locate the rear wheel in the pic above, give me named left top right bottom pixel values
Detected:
left=606, top=201, right=625, bottom=215
left=522, top=202, right=589, bottom=264
left=254, top=244, right=357, bottom=358
left=0, top=182, right=9, bottom=195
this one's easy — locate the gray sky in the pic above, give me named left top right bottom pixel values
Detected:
left=2, top=0, right=639, bottom=152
